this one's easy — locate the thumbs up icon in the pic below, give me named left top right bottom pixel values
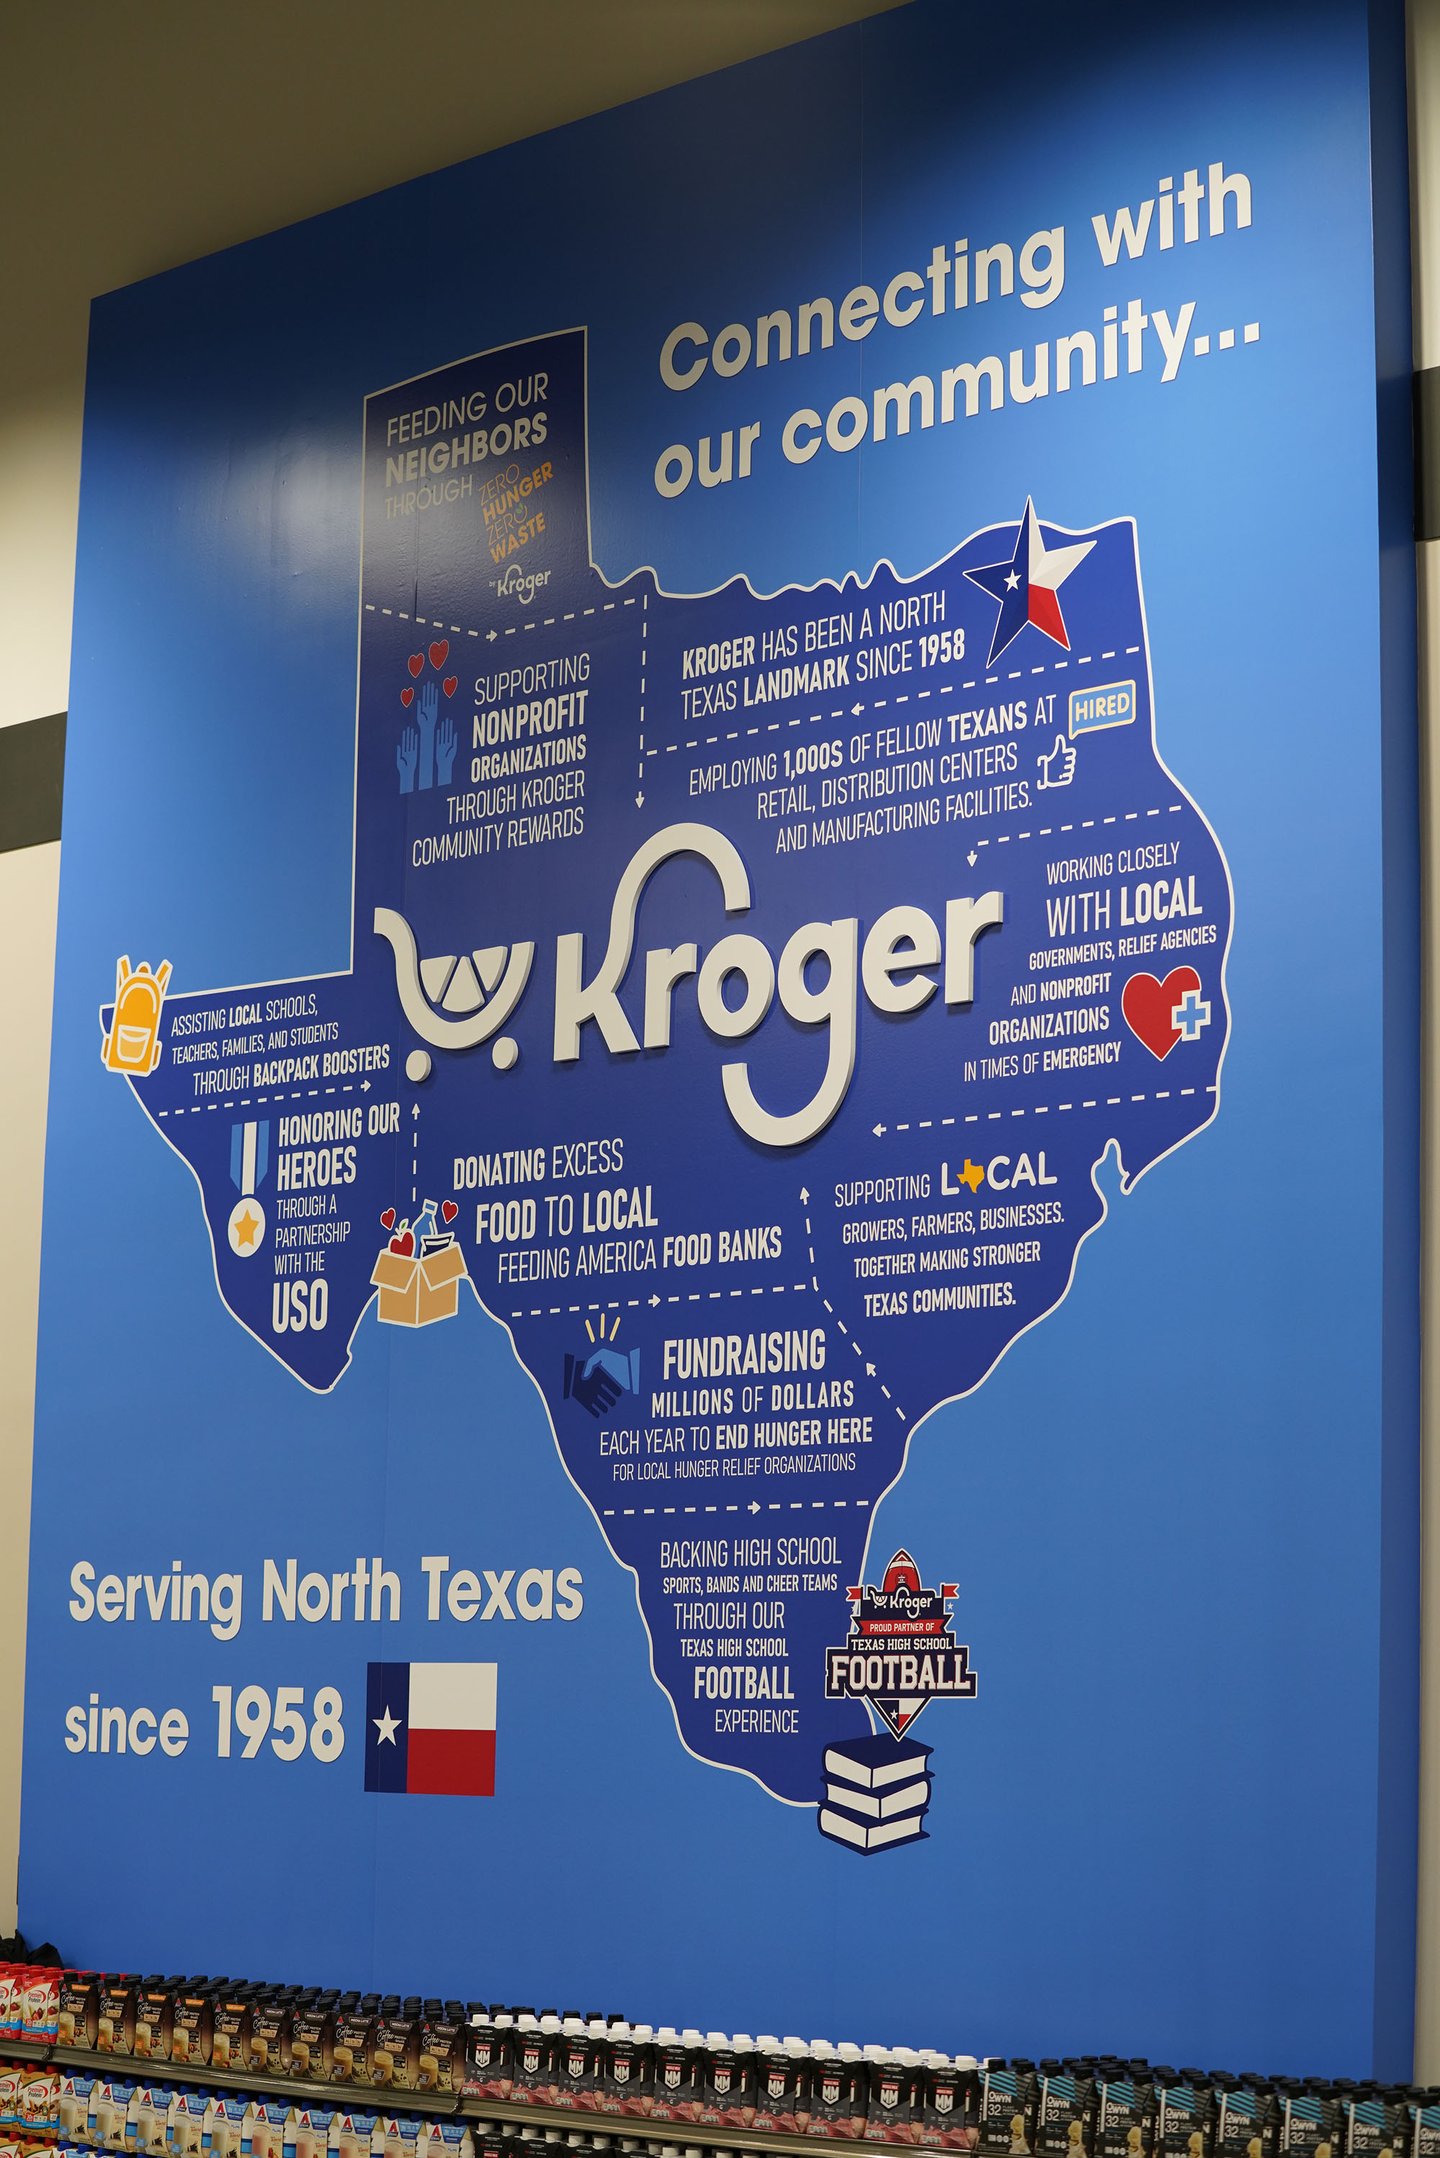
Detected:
left=1036, top=733, right=1076, bottom=789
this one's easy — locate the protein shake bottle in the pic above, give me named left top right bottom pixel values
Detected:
left=1035, top=2065, right=1095, bottom=2158
left=1153, top=2073, right=1216, bottom=2158
left=980, top=2062, right=1039, bottom=2156
left=509, top=2014, right=549, bottom=2106
left=917, top=2053, right=980, bottom=2150
left=649, top=2034, right=703, bottom=2127
left=602, top=2021, right=651, bottom=2119
left=753, top=2040, right=798, bottom=2135
left=1094, top=2067, right=1156, bottom=2158
left=464, top=2009, right=509, bottom=2102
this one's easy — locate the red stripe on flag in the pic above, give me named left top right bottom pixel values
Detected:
left=406, top=1726, right=495, bottom=1797
left=1027, top=585, right=1068, bottom=646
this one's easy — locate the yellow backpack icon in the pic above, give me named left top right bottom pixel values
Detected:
left=103, top=957, right=172, bottom=1075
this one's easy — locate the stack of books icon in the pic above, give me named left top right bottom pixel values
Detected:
left=818, top=1733, right=932, bottom=1851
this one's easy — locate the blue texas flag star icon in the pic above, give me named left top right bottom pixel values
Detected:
left=965, top=499, right=1096, bottom=665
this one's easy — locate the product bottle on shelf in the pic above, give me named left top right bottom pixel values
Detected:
left=58, top=2068, right=93, bottom=2144
left=985, top=2062, right=1041, bottom=2158
left=916, top=2052, right=979, bottom=2151
left=1094, top=2066, right=1155, bottom=2158
left=58, top=1971, right=99, bottom=2052
left=1152, top=2072, right=1217, bottom=2158
left=600, top=2020, right=645, bottom=2119
left=290, top=1996, right=339, bottom=2086
left=695, top=2035, right=738, bottom=2130
left=647, top=2032, right=696, bottom=2129
left=463, top=2009, right=508, bottom=2103
left=167, top=1985, right=211, bottom=2072
left=95, top=1978, right=137, bottom=2060
left=555, top=2023, right=592, bottom=2113
left=1034, top=2061, right=1096, bottom=2158
left=807, top=2043, right=849, bottom=2139
left=332, top=1999, right=376, bottom=2087
left=212, top=1989, right=253, bottom=2075
left=752, top=2037, right=797, bottom=2135
left=506, top=2013, right=543, bottom=2106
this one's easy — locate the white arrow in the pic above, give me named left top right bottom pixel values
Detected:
left=851, top=701, right=864, bottom=716
left=967, top=851, right=977, bottom=866
left=361, top=1079, right=371, bottom=1092
left=748, top=1500, right=761, bottom=1514
left=411, top=1104, right=421, bottom=1121
left=486, top=629, right=497, bottom=642
left=866, top=1362, right=876, bottom=1377
left=799, top=1186, right=810, bottom=1205
left=873, top=1122, right=886, bottom=1137
left=650, top=1293, right=661, bottom=1307
left=635, top=792, right=645, bottom=808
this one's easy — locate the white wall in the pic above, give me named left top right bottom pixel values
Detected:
left=0, top=0, right=900, bottom=1940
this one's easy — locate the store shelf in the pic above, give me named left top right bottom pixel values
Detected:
left=28, top=2048, right=895, bottom=2158
left=48, top=2047, right=460, bottom=2116
left=459, top=2096, right=884, bottom=2158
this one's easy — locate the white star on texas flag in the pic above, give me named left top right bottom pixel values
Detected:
left=965, top=499, right=1095, bottom=665
left=373, top=1704, right=401, bottom=1746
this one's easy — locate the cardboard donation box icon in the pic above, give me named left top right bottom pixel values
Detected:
left=370, top=1239, right=467, bottom=1327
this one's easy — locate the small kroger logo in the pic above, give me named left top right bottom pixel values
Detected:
left=494, top=561, right=553, bottom=606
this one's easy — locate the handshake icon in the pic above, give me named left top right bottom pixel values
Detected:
left=563, top=1343, right=642, bottom=1419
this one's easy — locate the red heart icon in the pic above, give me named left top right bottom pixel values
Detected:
left=400, top=687, right=414, bottom=708
left=429, top=639, right=450, bottom=669
left=441, top=1200, right=458, bottom=1224
left=389, top=1231, right=416, bottom=1259
left=1121, top=966, right=1201, bottom=1060
left=407, top=653, right=424, bottom=679
left=442, top=675, right=458, bottom=698
left=380, top=1208, right=396, bottom=1231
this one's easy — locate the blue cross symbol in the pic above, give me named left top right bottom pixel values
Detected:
left=1173, top=987, right=1210, bottom=1042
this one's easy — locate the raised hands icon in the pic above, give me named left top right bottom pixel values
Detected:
left=436, top=714, right=458, bottom=787
left=417, top=678, right=439, bottom=790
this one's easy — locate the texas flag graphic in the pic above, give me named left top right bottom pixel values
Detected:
left=964, top=498, right=1096, bottom=665
left=363, top=1661, right=496, bottom=1795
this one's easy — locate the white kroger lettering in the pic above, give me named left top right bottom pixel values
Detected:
left=377, top=822, right=1003, bottom=1150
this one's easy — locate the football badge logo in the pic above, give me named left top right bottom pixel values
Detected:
left=823, top=1548, right=976, bottom=1739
